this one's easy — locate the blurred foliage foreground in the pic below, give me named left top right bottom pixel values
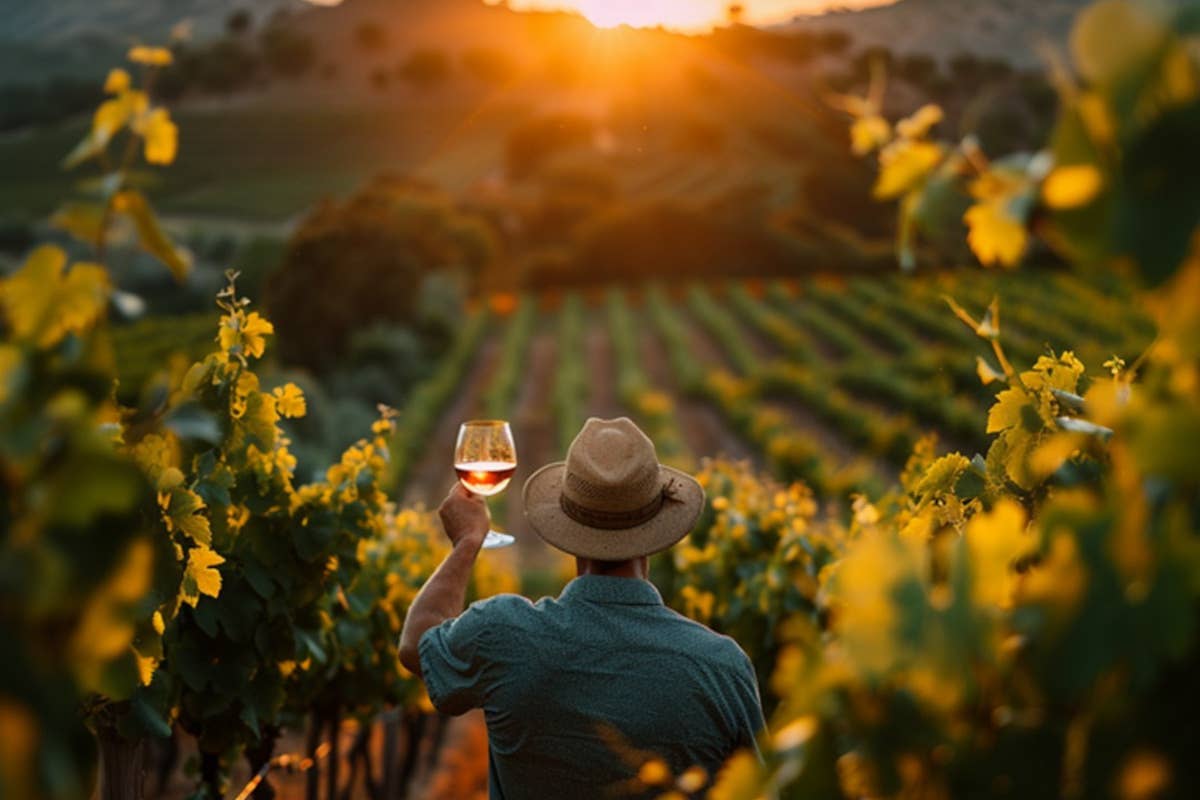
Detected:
left=2, top=2, right=1200, bottom=799
left=0, top=46, right=516, bottom=800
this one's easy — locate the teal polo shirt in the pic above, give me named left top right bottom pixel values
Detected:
left=418, top=574, right=765, bottom=799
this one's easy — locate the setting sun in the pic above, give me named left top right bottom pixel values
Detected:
left=574, top=0, right=721, bottom=30
left=496, top=0, right=898, bottom=31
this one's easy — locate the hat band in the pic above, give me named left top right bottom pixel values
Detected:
left=558, top=478, right=681, bottom=530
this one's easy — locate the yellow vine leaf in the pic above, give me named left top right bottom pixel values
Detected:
left=637, top=759, right=672, bottom=787
left=1030, top=432, right=1084, bottom=480
left=976, top=355, right=1006, bottom=385
left=162, top=487, right=212, bottom=546
left=272, top=383, right=307, bottom=418
left=964, top=499, right=1029, bottom=609
left=134, top=108, right=178, bottom=166
left=1022, top=352, right=1086, bottom=394
left=986, top=387, right=1028, bottom=434
left=773, top=716, right=818, bottom=751
left=220, top=311, right=274, bottom=360
left=1043, top=165, right=1103, bottom=209
left=180, top=545, right=225, bottom=608
left=850, top=115, right=891, bottom=155
left=873, top=140, right=943, bottom=200
left=112, top=190, right=192, bottom=281
left=1070, top=0, right=1167, bottom=87
left=964, top=199, right=1028, bottom=267
left=104, top=68, right=131, bottom=94
left=70, top=539, right=155, bottom=691
left=895, top=103, right=943, bottom=139
left=49, top=202, right=107, bottom=249
left=133, top=648, right=157, bottom=687
left=0, top=245, right=110, bottom=348
left=708, top=751, right=765, bottom=800
left=1020, top=530, right=1088, bottom=610
left=0, top=345, right=19, bottom=404
left=156, top=468, right=185, bottom=496
left=128, top=45, right=174, bottom=66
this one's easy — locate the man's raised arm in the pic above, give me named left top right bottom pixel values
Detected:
left=398, top=484, right=489, bottom=679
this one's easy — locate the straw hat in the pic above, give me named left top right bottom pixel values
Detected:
left=522, top=417, right=705, bottom=560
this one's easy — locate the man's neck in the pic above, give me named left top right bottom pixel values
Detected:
left=575, top=556, right=649, bottom=580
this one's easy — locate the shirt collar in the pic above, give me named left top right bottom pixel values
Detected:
left=560, top=575, right=664, bottom=606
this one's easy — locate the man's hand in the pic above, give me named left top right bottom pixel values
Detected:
left=439, top=483, right=489, bottom=549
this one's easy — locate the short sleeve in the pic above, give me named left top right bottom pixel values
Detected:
left=732, top=648, right=768, bottom=762
left=418, top=599, right=500, bottom=715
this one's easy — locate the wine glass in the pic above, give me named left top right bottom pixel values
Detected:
left=454, top=420, right=517, bottom=549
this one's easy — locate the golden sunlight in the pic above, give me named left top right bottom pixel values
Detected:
left=575, top=0, right=722, bottom=30
left=497, top=0, right=897, bottom=32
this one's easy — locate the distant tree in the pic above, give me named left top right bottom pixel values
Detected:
left=727, top=4, right=745, bottom=25
left=398, top=49, right=451, bottom=88
left=226, top=9, right=252, bottom=36
left=261, top=24, right=316, bottom=78
left=462, top=47, right=516, bottom=84
left=265, top=176, right=499, bottom=372
left=354, top=20, right=387, bottom=51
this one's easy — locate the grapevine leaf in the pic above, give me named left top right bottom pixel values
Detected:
left=112, top=190, right=192, bottom=281
left=179, top=545, right=224, bottom=608
left=133, top=108, right=178, bottom=166
left=1116, top=102, right=1200, bottom=286
left=104, top=68, right=131, bottom=94
left=192, top=597, right=219, bottom=637
left=1042, top=165, right=1104, bottom=209
left=1070, top=0, right=1168, bottom=88
left=0, top=245, right=110, bottom=348
left=166, top=488, right=212, bottom=546
left=850, top=115, right=891, bottom=155
left=240, top=704, right=260, bottom=739
left=129, top=46, right=174, bottom=66
left=976, top=356, right=1006, bottom=385
left=49, top=202, right=108, bottom=249
left=242, top=561, right=275, bottom=600
left=964, top=198, right=1029, bottom=267
left=895, top=104, right=943, bottom=139
left=874, top=140, right=944, bottom=200
left=963, top=499, right=1029, bottom=608
left=987, top=388, right=1027, bottom=434
left=295, top=629, right=327, bottom=663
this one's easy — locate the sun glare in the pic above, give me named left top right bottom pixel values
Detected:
left=575, top=0, right=723, bottom=31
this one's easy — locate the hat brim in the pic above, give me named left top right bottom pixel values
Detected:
left=522, top=462, right=705, bottom=560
